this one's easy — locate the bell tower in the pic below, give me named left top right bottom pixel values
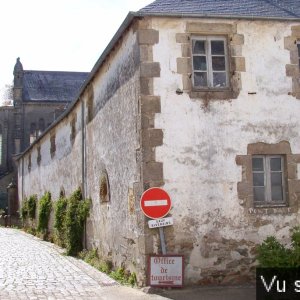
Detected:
left=12, top=58, right=24, bottom=154
left=13, top=57, right=23, bottom=106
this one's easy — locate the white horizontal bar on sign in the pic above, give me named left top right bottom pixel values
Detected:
left=144, top=200, right=168, bottom=207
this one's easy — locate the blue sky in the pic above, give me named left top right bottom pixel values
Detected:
left=0, top=0, right=153, bottom=103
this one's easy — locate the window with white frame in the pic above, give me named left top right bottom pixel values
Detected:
left=252, top=155, right=286, bottom=206
left=192, top=36, right=229, bottom=89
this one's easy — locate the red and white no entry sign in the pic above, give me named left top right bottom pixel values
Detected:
left=140, top=187, right=172, bottom=219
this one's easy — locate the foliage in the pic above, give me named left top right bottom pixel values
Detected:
left=78, top=249, right=136, bottom=286
left=37, top=192, right=52, bottom=234
left=64, top=189, right=90, bottom=256
left=27, top=195, right=37, bottom=220
left=257, top=227, right=300, bottom=267
left=21, top=195, right=37, bottom=222
left=54, top=197, right=68, bottom=247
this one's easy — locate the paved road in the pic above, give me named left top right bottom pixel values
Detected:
left=0, top=228, right=168, bottom=300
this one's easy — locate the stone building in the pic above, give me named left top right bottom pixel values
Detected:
left=16, top=0, right=300, bottom=286
left=0, top=58, right=89, bottom=210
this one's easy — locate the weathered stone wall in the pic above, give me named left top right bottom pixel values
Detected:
left=17, top=23, right=145, bottom=281
left=150, top=18, right=300, bottom=284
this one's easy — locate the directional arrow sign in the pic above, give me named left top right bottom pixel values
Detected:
left=140, top=187, right=172, bottom=219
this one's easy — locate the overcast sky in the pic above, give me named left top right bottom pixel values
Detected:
left=0, top=0, right=153, bottom=104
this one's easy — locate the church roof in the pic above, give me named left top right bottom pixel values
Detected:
left=139, top=0, right=300, bottom=20
left=22, top=70, right=89, bottom=102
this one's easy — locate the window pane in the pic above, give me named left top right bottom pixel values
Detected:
left=193, top=56, right=207, bottom=71
left=211, top=41, right=225, bottom=55
left=193, top=40, right=206, bottom=54
left=271, top=186, right=283, bottom=201
left=212, top=57, right=226, bottom=71
left=253, top=173, right=264, bottom=186
left=194, top=72, right=207, bottom=87
left=252, top=157, right=264, bottom=171
left=271, top=173, right=282, bottom=186
left=213, top=72, right=226, bottom=87
left=253, top=187, right=265, bottom=202
left=270, top=158, right=281, bottom=171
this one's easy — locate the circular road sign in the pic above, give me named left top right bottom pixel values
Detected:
left=140, top=187, right=172, bottom=219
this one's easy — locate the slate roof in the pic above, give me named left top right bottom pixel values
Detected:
left=139, top=0, right=300, bottom=20
left=22, top=71, right=89, bottom=102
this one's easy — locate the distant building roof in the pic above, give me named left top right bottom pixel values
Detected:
left=139, top=0, right=300, bottom=20
left=22, top=70, right=89, bottom=102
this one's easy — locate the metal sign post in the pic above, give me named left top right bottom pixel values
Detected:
left=159, top=227, right=167, bottom=255
left=140, top=187, right=172, bottom=255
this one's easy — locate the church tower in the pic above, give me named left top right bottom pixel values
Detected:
left=13, top=57, right=23, bottom=106
left=12, top=57, right=24, bottom=153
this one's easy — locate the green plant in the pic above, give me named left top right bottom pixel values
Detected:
left=78, top=249, right=136, bottom=286
left=110, top=267, right=137, bottom=286
left=257, top=227, right=300, bottom=268
left=37, top=192, right=52, bottom=234
left=64, top=189, right=90, bottom=256
left=21, top=198, right=28, bottom=221
left=54, top=197, right=68, bottom=247
left=27, top=195, right=37, bottom=220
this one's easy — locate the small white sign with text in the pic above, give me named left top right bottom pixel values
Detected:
left=148, top=217, right=173, bottom=229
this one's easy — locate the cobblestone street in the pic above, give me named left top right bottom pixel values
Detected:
left=0, top=228, right=168, bottom=300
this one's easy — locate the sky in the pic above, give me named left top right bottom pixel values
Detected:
left=0, top=0, right=153, bottom=104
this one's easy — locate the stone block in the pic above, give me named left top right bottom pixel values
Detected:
left=142, top=128, right=163, bottom=147
left=231, top=34, right=244, bottom=45
left=138, top=29, right=159, bottom=45
left=181, top=43, right=191, bottom=57
left=140, top=78, right=153, bottom=95
left=148, top=129, right=163, bottom=147
left=290, top=49, right=299, bottom=65
left=284, top=36, right=296, bottom=50
left=140, top=62, right=160, bottom=78
left=141, top=96, right=161, bottom=114
left=186, top=22, right=234, bottom=34
left=230, top=45, right=243, bottom=56
left=143, top=162, right=163, bottom=182
left=182, top=74, right=192, bottom=91
left=176, top=33, right=190, bottom=43
left=139, top=45, right=153, bottom=62
left=286, top=64, right=299, bottom=77
left=232, top=57, right=246, bottom=72
left=292, top=25, right=300, bottom=37
left=288, top=179, right=300, bottom=193
left=247, top=141, right=292, bottom=155
left=177, top=57, right=191, bottom=74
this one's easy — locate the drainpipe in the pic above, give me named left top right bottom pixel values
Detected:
left=81, top=100, right=87, bottom=248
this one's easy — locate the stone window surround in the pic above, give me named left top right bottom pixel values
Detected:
left=285, top=25, right=300, bottom=99
left=50, top=132, right=56, bottom=159
left=70, top=114, right=77, bottom=143
left=236, top=141, right=300, bottom=214
left=37, top=145, right=41, bottom=166
left=86, top=84, right=94, bottom=123
left=176, top=22, right=245, bottom=100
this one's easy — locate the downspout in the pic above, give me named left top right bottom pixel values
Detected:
left=81, top=100, right=87, bottom=248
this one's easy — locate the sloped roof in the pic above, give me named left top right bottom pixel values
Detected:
left=22, top=71, right=89, bottom=102
left=139, top=0, right=300, bottom=20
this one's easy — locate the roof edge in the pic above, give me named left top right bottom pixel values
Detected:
left=16, top=10, right=300, bottom=160
left=16, top=11, right=138, bottom=160
left=136, top=11, right=300, bottom=21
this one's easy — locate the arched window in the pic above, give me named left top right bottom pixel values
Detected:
left=30, top=123, right=37, bottom=144
left=38, top=118, right=45, bottom=136
left=0, top=125, right=2, bottom=165
left=99, top=169, right=110, bottom=203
